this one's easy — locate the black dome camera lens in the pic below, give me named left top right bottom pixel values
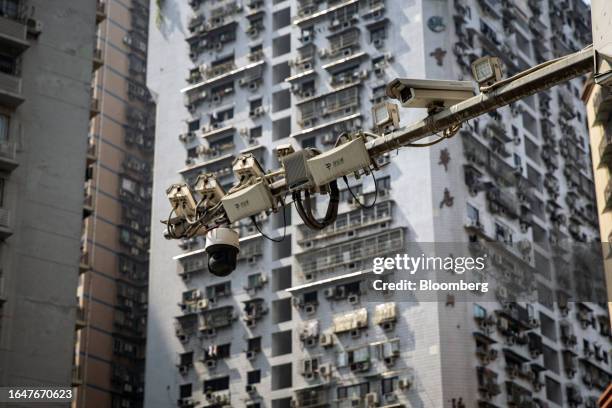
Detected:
left=207, top=246, right=239, bottom=277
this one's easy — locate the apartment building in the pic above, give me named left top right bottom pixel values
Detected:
left=0, top=0, right=98, bottom=392
left=73, top=0, right=153, bottom=407
left=584, top=80, right=612, bottom=317
left=146, top=0, right=610, bottom=407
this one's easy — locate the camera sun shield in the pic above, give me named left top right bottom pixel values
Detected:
left=307, top=138, right=371, bottom=187
left=221, top=181, right=275, bottom=223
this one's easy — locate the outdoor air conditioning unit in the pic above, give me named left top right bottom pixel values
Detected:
left=318, top=363, right=331, bottom=378
left=398, top=378, right=412, bottom=390
left=206, top=359, right=217, bottom=369
left=246, top=384, right=257, bottom=394
left=179, top=365, right=189, bottom=375
left=365, top=392, right=379, bottom=407
left=198, top=299, right=209, bottom=310
left=323, top=287, right=335, bottom=298
left=319, top=333, right=334, bottom=347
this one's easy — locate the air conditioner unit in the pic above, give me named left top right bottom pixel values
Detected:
left=323, top=287, right=336, bottom=298
left=245, top=384, right=257, bottom=394
left=322, top=134, right=335, bottom=145
left=179, top=365, right=189, bottom=375
left=398, top=378, right=412, bottom=390
left=365, top=392, right=379, bottom=407
left=246, top=350, right=256, bottom=360
left=198, top=299, right=209, bottom=310
left=348, top=294, right=359, bottom=305
left=206, top=359, right=217, bottom=368
left=305, top=304, right=316, bottom=315
left=319, top=333, right=334, bottom=347
left=27, top=18, right=43, bottom=36
left=318, top=363, right=331, bottom=378
left=383, top=393, right=397, bottom=403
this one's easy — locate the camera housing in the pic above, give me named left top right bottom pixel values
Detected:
left=205, top=227, right=240, bottom=277
left=385, top=78, right=474, bottom=109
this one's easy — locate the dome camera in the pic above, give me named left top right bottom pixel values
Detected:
left=205, top=227, right=240, bottom=277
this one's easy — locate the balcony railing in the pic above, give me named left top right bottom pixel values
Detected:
left=71, top=365, right=83, bottom=386
left=0, top=140, right=17, bottom=172
left=0, top=14, right=28, bottom=51
left=92, top=47, right=104, bottom=71
left=0, top=207, right=11, bottom=239
left=75, top=305, right=86, bottom=329
left=96, top=1, right=107, bottom=23
left=89, top=96, right=100, bottom=118
left=79, top=250, right=91, bottom=274
left=204, top=60, right=236, bottom=80
left=0, top=71, right=24, bottom=108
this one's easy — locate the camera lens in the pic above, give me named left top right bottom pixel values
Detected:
left=207, top=247, right=238, bottom=277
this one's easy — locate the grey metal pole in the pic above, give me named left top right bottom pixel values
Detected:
left=365, top=47, right=594, bottom=157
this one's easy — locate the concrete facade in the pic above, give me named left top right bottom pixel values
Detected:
left=73, top=0, right=153, bottom=407
left=146, top=1, right=610, bottom=408
left=0, top=0, right=97, bottom=398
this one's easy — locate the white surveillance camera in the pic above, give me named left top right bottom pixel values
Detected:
left=385, top=78, right=475, bottom=110
left=205, top=227, right=240, bottom=277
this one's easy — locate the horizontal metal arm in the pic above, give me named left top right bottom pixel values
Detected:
left=365, top=47, right=594, bottom=157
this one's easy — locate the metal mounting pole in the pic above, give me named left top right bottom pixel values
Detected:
left=365, top=47, right=594, bottom=157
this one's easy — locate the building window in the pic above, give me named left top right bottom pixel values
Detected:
left=187, top=119, right=200, bottom=132
left=247, top=337, right=261, bottom=352
left=337, top=382, right=369, bottom=400
left=179, top=383, right=192, bottom=399
left=247, top=370, right=261, bottom=384
left=467, top=203, right=479, bottom=224
left=381, top=377, right=397, bottom=394
left=250, top=126, right=262, bottom=139
left=0, top=0, right=19, bottom=19
left=473, top=304, right=486, bottom=319
left=0, top=114, right=8, bottom=142
left=495, top=222, right=513, bottom=244
left=250, top=98, right=263, bottom=111
left=204, top=376, right=230, bottom=392
left=0, top=53, right=17, bottom=76
left=301, top=137, right=316, bottom=148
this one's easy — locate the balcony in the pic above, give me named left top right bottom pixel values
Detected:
left=293, top=384, right=329, bottom=408
left=181, top=60, right=264, bottom=94
left=79, top=250, right=91, bottom=274
left=296, top=228, right=404, bottom=279
left=0, top=275, right=5, bottom=304
left=0, top=140, right=17, bottom=172
left=0, top=71, right=24, bottom=108
left=86, top=140, right=97, bottom=165
left=605, top=179, right=612, bottom=211
left=92, top=47, right=104, bottom=71
left=0, top=208, right=11, bottom=240
left=96, top=1, right=107, bottom=23
left=89, top=96, right=100, bottom=118
left=593, top=86, right=612, bottom=124
left=83, top=181, right=94, bottom=218
left=0, top=15, right=28, bottom=53
left=71, top=364, right=83, bottom=386
left=75, top=305, right=86, bottom=329
left=293, top=0, right=359, bottom=26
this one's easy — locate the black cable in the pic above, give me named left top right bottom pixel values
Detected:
left=342, top=168, right=378, bottom=209
left=293, top=180, right=339, bottom=230
left=250, top=193, right=288, bottom=242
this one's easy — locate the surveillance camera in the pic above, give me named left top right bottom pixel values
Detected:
left=205, top=227, right=240, bottom=277
left=385, top=78, right=474, bottom=110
